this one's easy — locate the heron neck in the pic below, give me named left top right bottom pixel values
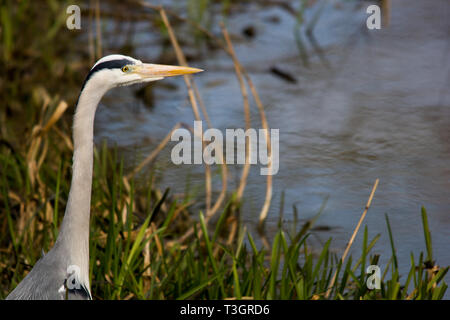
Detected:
left=55, top=81, right=108, bottom=279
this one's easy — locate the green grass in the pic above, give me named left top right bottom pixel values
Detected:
left=0, top=137, right=448, bottom=299
left=0, top=0, right=448, bottom=300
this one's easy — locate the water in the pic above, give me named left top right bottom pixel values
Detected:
left=94, top=0, right=450, bottom=289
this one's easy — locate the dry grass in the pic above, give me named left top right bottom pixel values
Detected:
left=1, top=0, right=448, bottom=301
left=324, top=179, right=379, bottom=298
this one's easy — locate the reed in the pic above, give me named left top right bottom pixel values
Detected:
left=0, top=0, right=448, bottom=301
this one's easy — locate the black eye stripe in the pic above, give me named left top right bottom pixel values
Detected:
left=91, top=59, right=134, bottom=74
left=80, top=58, right=135, bottom=92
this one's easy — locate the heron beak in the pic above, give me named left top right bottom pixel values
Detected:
left=134, top=63, right=203, bottom=78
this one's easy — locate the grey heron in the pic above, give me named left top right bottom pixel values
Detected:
left=6, top=54, right=202, bottom=300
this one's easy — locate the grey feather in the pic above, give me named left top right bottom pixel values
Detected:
left=5, top=54, right=202, bottom=300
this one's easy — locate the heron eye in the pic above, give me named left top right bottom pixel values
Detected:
left=121, top=66, right=130, bottom=73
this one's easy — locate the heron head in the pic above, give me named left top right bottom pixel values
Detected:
left=84, top=54, right=203, bottom=89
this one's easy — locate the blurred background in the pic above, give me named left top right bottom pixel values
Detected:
left=1, top=0, right=449, bottom=294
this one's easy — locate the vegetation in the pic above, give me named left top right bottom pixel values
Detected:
left=1, top=137, right=448, bottom=299
left=0, top=0, right=448, bottom=300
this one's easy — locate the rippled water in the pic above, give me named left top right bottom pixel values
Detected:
left=95, top=0, right=450, bottom=288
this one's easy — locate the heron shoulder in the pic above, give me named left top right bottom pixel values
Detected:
left=5, top=250, right=91, bottom=300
